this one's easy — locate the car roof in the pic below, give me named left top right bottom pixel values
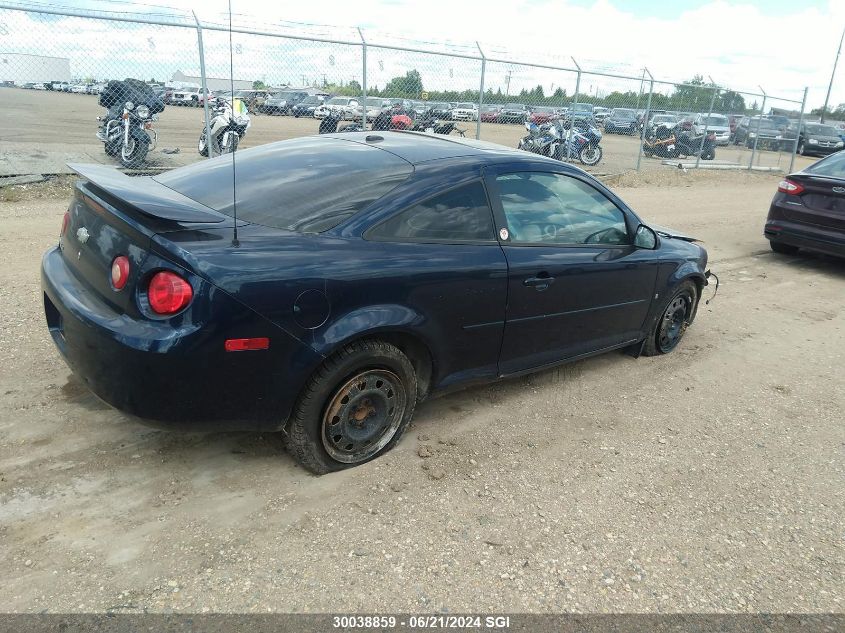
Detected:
left=322, top=131, right=525, bottom=165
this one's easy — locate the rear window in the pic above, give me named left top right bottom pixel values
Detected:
left=805, top=152, right=845, bottom=178
left=154, top=137, right=413, bottom=233
left=612, top=109, right=635, bottom=118
left=702, top=115, right=728, bottom=126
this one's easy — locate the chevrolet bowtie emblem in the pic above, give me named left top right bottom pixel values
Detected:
left=76, top=227, right=90, bottom=244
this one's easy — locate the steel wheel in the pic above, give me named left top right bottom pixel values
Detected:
left=321, top=369, right=407, bottom=464
left=657, top=294, right=691, bottom=353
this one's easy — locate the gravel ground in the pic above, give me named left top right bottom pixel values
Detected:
left=0, top=170, right=843, bottom=614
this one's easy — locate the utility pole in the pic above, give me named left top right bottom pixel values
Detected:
left=505, top=70, right=513, bottom=97
left=821, top=25, right=844, bottom=123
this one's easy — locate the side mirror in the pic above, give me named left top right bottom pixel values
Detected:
left=634, top=224, right=658, bottom=249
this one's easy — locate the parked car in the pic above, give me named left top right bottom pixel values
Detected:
left=733, top=116, right=781, bottom=149
left=363, top=96, right=391, bottom=121
left=604, top=108, right=639, bottom=135
left=69, top=84, right=88, bottom=94
left=234, top=90, right=271, bottom=114
left=428, top=102, right=453, bottom=119
left=261, top=90, right=309, bottom=115
left=779, top=122, right=844, bottom=156
left=765, top=150, right=845, bottom=258
left=499, top=103, right=530, bottom=124
left=593, top=107, right=611, bottom=124
left=529, top=106, right=558, bottom=125
left=42, top=133, right=711, bottom=474
left=314, top=96, right=361, bottom=120
left=728, top=114, right=742, bottom=134
left=648, top=114, right=678, bottom=131
left=569, top=102, right=595, bottom=122
left=450, top=102, right=478, bottom=121
left=692, top=113, right=731, bottom=145
left=479, top=104, right=503, bottom=123
left=32, top=83, right=46, bottom=90
left=167, top=87, right=212, bottom=107
left=291, top=94, right=329, bottom=118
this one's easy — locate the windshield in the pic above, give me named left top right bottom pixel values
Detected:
left=273, top=91, right=296, bottom=100
left=457, top=103, right=475, bottom=109
left=154, top=137, right=413, bottom=233
left=234, top=90, right=252, bottom=97
left=702, top=115, right=728, bottom=126
left=505, top=104, right=526, bottom=109
left=299, top=96, right=320, bottom=105
left=752, top=119, right=780, bottom=130
left=805, top=124, right=840, bottom=136
left=572, top=103, right=593, bottom=112
left=653, top=116, right=676, bottom=124
left=612, top=109, right=636, bottom=118
left=482, top=105, right=500, bottom=112
left=327, top=97, right=350, bottom=105
left=365, top=97, right=386, bottom=107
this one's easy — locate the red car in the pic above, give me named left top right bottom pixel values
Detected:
left=479, top=104, right=502, bottom=123
left=530, top=107, right=558, bottom=125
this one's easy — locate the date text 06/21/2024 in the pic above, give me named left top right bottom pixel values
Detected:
left=332, top=615, right=512, bottom=629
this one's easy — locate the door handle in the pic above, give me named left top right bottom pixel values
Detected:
left=524, top=273, right=555, bottom=290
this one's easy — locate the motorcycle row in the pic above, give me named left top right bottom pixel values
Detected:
left=96, top=80, right=468, bottom=169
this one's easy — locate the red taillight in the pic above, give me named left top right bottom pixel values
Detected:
left=147, top=271, right=193, bottom=315
left=61, top=211, right=69, bottom=237
left=778, top=179, right=804, bottom=195
left=111, top=255, right=130, bottom=290
left=224, top=337, right=270, bottom=352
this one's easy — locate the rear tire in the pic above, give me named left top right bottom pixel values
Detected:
left=579, top=144, right=602, bottom=166
left=286, top=340, right=417, bottom=475
left=642, top=281, right=698, bottom=356
left=769, top=241, right=799, bottom=255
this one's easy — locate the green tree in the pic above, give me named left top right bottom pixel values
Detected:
left=252, top=80, right=267, bottom=90
left=348, top=79, right=362, bottom=96
left=383, top=69, right=423, bottom=98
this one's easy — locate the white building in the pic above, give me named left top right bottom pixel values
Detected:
left=0, top=53, right=70, bottom=84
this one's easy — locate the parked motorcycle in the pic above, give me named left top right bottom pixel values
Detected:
left=198, top=97, right=251, bottom=156
left=96, top=79, right=164, bottom=168
left=518, top=120, right=602, bottom=166
left=642, top=124, right=716, bottom=160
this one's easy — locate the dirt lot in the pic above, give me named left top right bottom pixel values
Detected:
left=0, top=88, right=817, bottom=177
left=0, top=167, right=842, bottom=615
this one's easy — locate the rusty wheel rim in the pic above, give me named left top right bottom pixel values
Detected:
left=321, top=369, right=406, bottom=464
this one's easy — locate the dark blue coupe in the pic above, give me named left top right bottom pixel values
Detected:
left=42, top=132, right=710, bottom=473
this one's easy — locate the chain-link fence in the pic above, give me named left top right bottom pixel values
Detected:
left=0, top=1, right=816, bottom=177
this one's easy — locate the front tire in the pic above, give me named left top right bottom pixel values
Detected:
left=119, top=136, right=149, bottom=168
left=642, top=281, right=698, bottom=356
left=286, top=340, right=417, bottom=474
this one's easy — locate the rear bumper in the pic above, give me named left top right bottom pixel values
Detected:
left=41, top=246, right=320, bottom=431
left=764, top=219, right=845, bottom=258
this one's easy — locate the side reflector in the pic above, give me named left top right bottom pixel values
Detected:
left=225, top=337, right=270, bottom=352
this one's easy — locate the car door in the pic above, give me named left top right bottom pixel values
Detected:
left=486, top=167, right=659, bottom=375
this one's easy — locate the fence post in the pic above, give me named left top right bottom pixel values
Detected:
left=635, top=67, right=645, bottom=110
left=635, top=68, right=653, bottom=172
left=788, top=87, right=809, bottom=175
left=476, top=42, right=485, bottom=140
left=695, top=83, right=719, bottom=169
left=193, top=11, right=213, bottom=158
left=749, top=86, right=766, bottom=170
left=358, top=28, right=367, bottom=130
left=567, top=57, right=581, bottom=161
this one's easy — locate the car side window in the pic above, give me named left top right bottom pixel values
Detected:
left=496, top=172, right=630, bottom=246
left=368, top=181, right=496, bottom=242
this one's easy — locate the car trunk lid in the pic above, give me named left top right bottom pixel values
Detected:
left=782, top=173, right=845, bottom=231
left=61, top=164, right=226, bottom=314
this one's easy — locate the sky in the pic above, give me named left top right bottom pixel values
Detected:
left=3, top=0, right=843, bottom=110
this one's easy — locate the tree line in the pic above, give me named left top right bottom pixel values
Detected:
left=312, top=70, right=754, bottom=114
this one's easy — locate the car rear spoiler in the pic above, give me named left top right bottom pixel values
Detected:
left=67, top=163, right=225, bottom=224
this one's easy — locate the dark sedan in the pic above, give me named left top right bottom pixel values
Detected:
left=780, top=122, right=844, bottom=157
left=765, top=150, right=845, bottom=258
left=604, top=108, right=639, bottom=135
left=42, top=133, right=710, bottom=474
